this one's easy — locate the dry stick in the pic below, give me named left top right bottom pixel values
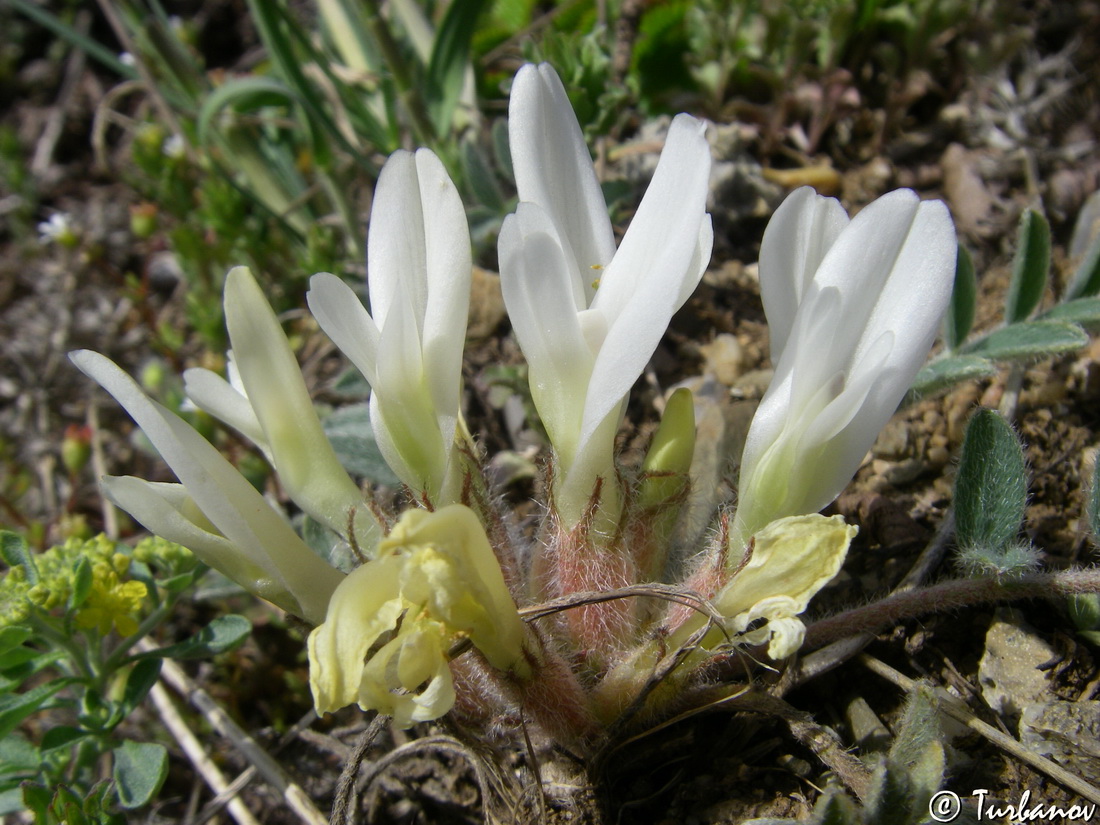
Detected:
left=92, top=0, right=195, bottom=163
left=356, top=736, right=494, bottom=824
left=860, top=653, right=1100, bottom=806
left=331, top=713, right=389, bottom=825
left=147, top=681, right=262, bottom=825
left=153, top=654, right=329, bottom=825
left=193, top=710, right=320, bottom=825
left=732, top=692, right=874, bottom=801
left=782, top=511, right=958, bottom=691
left=32, top=9, right=90, bottom=175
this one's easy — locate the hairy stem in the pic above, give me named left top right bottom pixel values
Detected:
left=804, top=568, right=1100, bottom=650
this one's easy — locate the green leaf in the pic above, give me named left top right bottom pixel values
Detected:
left=40, top=725, right=88, bottom=753
left=302, top=516, right=359, bottom=574
left=138, top=615, right=251, bottom=661
left=20, top=782, right=51, bottom=822
left=491, top=117, right=514, bottom=186
left=331, top=365, right=371, bottom=399
left=0, top=646, right=44, bottom=672
left=0, top=679, right=72, bottom=740
left=954, top=409, right=1027, bottom=553
left=1005, top=208, right=1051, bottom=323
left=1088, top=449, right=1100, bottom=541
left=1040, top=296, right=1100, bottom=330
left=888, top=686, right=945, bottom=810
left=0, top=787, right=25, bottom=816
left=112, top=741, right=168, bottom=809
left=0, top=627, right=32, bottom=657
left=961, top=320, right=1087, bottom=361
left=814, top=787, right=860, bottom=825
left=1064, top=231, right=1100, bottom=301
left=0, top=532, right=37, bottom=583
left=1068, top=594, right=1100, bottom=632
left=119, top=658, right=162, bottom=718
left=0, top=733, right=40, bottom=772
left=6, top=0, right=139, bottom=80
left=460, top=136, right=506, bottom=212
left=70, top=556, right=93, bottom=610
left=906, top=355, right=997, bottom=401
left=945, top=245, right=977, bottom=349
left=322, top=403, right=401, bottom=485
left=196, top=76, right=299, bottom=147
left=425, top=0, right=487, bottom=133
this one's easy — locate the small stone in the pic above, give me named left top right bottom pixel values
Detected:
left=882, top=458, right=925, bottom=485
left=1020, top=700, right=1100, bottom=782
left=846, top=696, right=891, bottom=752
left=467, top=267, right=507, bottom=340
left=700, top=334, right=745, bottom=385
left=873, top=419, right=909, bottom=459
left=978, top=608, right=1057, bottom=726
left=927, top=445, right=951, bottom=467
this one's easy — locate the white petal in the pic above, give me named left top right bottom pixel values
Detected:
left=307, top=272, right=381, bottom=390
left=366, top=150, right=425, bottom=329
left=368, top=392, right=419, bottom=492
left=71, top=349, right=343, bottom=623
left=102, top=476, right=293, bottom=611
left=592, top=115, right=711, bottom=323
left=374, top=289, right=448, bottom=492
left=509, top=63, right=615, bottom=298
left=582, top=115, right=711, bottom=451
left=183, top=367, right=267, bottom=452
left=414, top=148, right=471, bottom=432
left=224, top=267, right=363, bottom=534
left=758, top=187, right=848, bottom=362
left=499, top=206, right=593, bottom=459
left=677, top=214, right=714, bottom=310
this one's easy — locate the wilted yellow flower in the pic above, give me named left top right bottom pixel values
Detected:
left=308, top=505, right=529, bottom=728
left=714, top=514, right=855, bottom=659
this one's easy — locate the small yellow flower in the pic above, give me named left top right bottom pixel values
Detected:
left=308, top=505, right=529, bottom=728
left=75, top=566, right=148, bottom=637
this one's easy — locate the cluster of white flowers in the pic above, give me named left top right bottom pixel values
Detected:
left=74, top=63, right=956, bottom=730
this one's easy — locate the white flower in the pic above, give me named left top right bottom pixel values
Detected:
left=183, top=267, right=375, bottom=546
left=37, top=213, right=77, bottom=247
left=163, top=134, right=186, bottom=160
left=498, top=63, right=713, bottom=526
left=307, top=148, right=471, bottom=503
left=734, top=187, right=956, bottom=545
left=70, top=350, right=344, bottom=624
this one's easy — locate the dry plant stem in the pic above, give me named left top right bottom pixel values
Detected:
left=147, top=680, right=261, bottom=825
left=32, top=9, right=89, bottom=174
left=92, top=0, right=195, bottom=163
left=520, top=711, right=549, bottom=825
left=357, top=736, right=496, bottom=823
left=359, top=0, right=436, bottom=147
left=803, top=567, right=1100, bottom=652
left=194, top=711, right=320, bottom=825
left=151, top=648, right=329, bottom=825
left=331, top=713, right=389, bottom=825
left=779, top=510, right=958, bottom=693
left=860, top=653, right=1100, bottom=806
left=732, top=692, right=874, bottom=801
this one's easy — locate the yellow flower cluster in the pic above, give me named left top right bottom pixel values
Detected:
left=75, top=561, right=148, bottom=637
left=0, top=534, right=153, bottom=636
